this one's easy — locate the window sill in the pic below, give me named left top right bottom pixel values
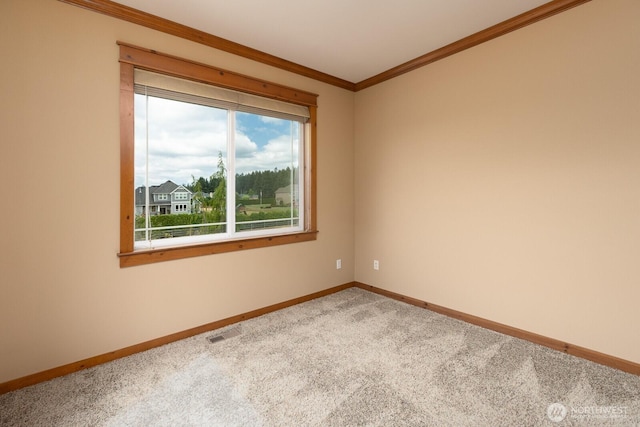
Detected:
left=118, top=230, right=318, bottom=268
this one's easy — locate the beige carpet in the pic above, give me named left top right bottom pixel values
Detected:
left=1, top=288, right=639, bottom=426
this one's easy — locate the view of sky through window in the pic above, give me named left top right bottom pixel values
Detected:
left=134, top=95, right=300, bottom=189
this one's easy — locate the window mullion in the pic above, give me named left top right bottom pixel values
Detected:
left=298, top=122, right=305, bottom=228
left=290, top=121, right=295, bottom=226
left=144, top=90, right=150, bottom=244
left=226, top=111, right=236, bottom=236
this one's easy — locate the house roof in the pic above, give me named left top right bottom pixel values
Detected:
left=134, top=180, right=191, bottom=206
left=154, top=180, right=179, bottom=194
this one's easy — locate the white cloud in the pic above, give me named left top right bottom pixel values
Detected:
left=235, top=133, right=258, bottom=159
left=135, top=96, right=227, bottom=186
left=235, top=134, right=299, bottom=175
left=135, top=95, right=300, bottom=186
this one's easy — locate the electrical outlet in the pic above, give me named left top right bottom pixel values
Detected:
left=336, top=259, right=342, bottom=270
left=373, top=260, right=379, bottom=270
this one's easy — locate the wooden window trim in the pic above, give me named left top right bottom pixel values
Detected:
left=118, top=42, right=318, bottom=268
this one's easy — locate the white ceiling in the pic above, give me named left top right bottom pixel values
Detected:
left=116, top=0, right=551, bottom=83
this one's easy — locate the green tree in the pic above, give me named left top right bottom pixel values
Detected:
left=211, top=152, right=226, bottom=219
left=190, top=174, right=207, bottom=224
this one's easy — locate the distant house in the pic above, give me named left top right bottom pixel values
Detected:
left=135, top=180, right=193, bottom=215
left=274, top=184, right=298, bottom=206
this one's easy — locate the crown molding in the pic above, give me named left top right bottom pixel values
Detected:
left=57, top=0, right=356, bottom=91
left=355, top=0, right=591, bottom=91
left=59, top=0, right=590, bottom=92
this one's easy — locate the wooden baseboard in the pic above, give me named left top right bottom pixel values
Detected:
left=3, top=280, right=637, bottom=395
left=354, top=282, right=640, bottom=376
left=0, top=282, right=354, bottom=395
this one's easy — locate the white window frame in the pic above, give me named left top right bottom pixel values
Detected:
left=133, top=72, right=306, bottom=251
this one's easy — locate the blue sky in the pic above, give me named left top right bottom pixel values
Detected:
left=134, top=95, right=300, bottom=188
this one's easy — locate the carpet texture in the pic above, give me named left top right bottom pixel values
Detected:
left=1, top=288, right=639, bottom=426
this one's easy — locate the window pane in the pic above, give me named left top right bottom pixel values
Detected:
left=234, top=111, right=301, bottom=233
left=134, top=94, right=228, bottom=245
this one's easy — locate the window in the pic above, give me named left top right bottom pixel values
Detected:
left=134, top=72, right=306, bottom=248
left=118, top=43, right=318, bottom=267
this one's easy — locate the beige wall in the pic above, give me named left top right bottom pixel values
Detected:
left=355, top=0, right=640, bottom=363
left=1, top=0, right=638, bottom=384
left=0, top=0, right=355, bottom=383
